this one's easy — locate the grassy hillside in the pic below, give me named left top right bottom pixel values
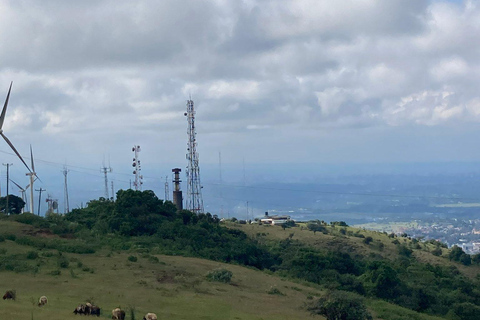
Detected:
left=0, top=189, right=476, bottom=320
left=0, top=219, right=445, bottom=320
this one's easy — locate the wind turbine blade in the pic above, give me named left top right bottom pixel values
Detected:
left=30, top=145, right=35, bottom=172
left=0, top=132, right=32, bottom=173
left=0, top=82, right=12, bottom=131
left=9, top=179, right=24, bottom=191
left=25, top=177, right=38, bottom=190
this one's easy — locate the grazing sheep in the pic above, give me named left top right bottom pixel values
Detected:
left=90, top=304, right=101, bottom=316
left=2, top=290, right=15, bottom=300
left=38, top=295, right=48, bottom=307
left=112, top=307, right=126, bottom=320
left=73, top=303, right=100, bottom=316
left=143, top=313, right=157, bottom=320
left=73, top=304, right=86, bottom=314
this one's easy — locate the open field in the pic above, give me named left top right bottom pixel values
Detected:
left=0, top=237, right=324, bottom=320
left=0, top=220, right=471, bottom=320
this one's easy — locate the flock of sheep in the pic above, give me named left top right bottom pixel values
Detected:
left=3, top=290, right=157, bottom=320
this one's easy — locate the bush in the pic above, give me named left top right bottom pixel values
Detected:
left=26, top=251, right=38, bottom=260
left=58, top=256, right=69, bottom=268
left=5, top=234, right=16, bottom=241
left=309, top=290, right=372, bottom=320
left=363, top=236, right=373, bottom=245
left=206, top=268, right=233, bottom=283
left=266, top=286, right=285, bottom=295
left=49, top=270, right=61, bottom=276
left=431, top=246, right=442, bottom=256
left=128, top=255, right=138, bottom=262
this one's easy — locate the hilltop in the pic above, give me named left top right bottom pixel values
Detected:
left=0, top=189, right=477, bottom=319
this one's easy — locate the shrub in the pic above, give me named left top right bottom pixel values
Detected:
left=5, top=234, right=16, bottom=241
left=26, top=251, right=38, bottom=260
left=58, top=256, right=69, bottom=268
left=363, top=236, right=373, bottom=245
left=128, top=255, right=138, bottom=262
left=49, top=270, right=61, bottom=276
left=267, top=286, right=285, bottom=295
left=308, top=290, right=372, bottom=320
left=206, top=268, right=233, bottom=283
left=431, top=247, right=442, bottom=256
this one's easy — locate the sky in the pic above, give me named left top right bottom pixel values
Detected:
left=0, top=0, right=479, bottom=213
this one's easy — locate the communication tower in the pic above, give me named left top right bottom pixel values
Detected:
left=164, top=175, right=169, bottom=201
left=101, top=164, right=112, bottom=199
left=184, top=99, right=204, bottom=214
left=132, top=145, right=143, bottom=191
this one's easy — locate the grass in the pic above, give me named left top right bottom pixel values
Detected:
left=0, top=238, right=325, bottom=320
left=0, top=219, right=468, bottom=320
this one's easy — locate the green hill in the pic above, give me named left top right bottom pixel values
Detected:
left=0, top=189, right=477, bottom=320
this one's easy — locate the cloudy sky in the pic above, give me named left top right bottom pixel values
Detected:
left=0, top=0, right=479, bottom=211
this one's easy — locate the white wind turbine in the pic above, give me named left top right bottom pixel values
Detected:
left=0, top=82, right=32, bottom=174
left=10, top=179, right=26, bottom=213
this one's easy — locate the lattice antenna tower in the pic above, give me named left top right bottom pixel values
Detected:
left=164, top=176, right=169, bottom=201
left=132, top=145, right=143, bottom=191
left=101, top=158, right=112, bottom=199
left=184, top=99, right=204, bottom=214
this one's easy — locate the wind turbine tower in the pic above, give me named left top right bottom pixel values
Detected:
left=132, top=145, right=143, bottom=191
left=184, top=99, right=204, bottom=214
left=26, top=146, right=37, bottom=214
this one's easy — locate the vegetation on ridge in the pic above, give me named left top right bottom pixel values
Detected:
left=0, top=189, right=478, bottom=319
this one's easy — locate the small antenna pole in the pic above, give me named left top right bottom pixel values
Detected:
left=62, top=166, right=70, bottom=214
left=2, top=163, right=12, bottom=214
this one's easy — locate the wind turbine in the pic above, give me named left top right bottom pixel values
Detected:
left=0, top=82, right=32, bottom=173
left=9, top=179, right=27, bottom=213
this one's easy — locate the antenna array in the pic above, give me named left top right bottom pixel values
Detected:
left=132, top=145, right=143, bottom=191
left=101, top=164, right=112, bottom=199
left=184, top=99, right=204, bottom=214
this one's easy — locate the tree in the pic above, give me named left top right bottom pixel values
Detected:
left=308, top=290, right=372, bottom=320
left=307, top=223, right=326, bottom=235
left=0, top=195, right=25, bottom=214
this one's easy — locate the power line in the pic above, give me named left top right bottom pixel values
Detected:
left=204, top=182, right=480, bottom=202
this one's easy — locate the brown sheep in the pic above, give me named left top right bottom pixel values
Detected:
left=2, top=290, right=15, bottom=300
left=73, top=304, right=86, bottom=314
left=90, top=304, right=101, bottom=316
left=38, top=295, right=48, bottom=307
left=112, top=307, right=125, bottom=320
left=143, top=313, right=157, bottom=320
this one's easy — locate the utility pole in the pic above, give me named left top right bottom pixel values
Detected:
left=36, top=188, right=46, bottom=216
left=111, top=181, right=115, bottom=201
left=2, top=163, right=12, bottom=214
left=62, top=166, right=70, bottom=214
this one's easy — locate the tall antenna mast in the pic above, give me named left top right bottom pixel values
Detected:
left=164, top=176, right=169, bottom=201
left=132, top=145, right=143, bottom=191
left=101, top=162, right=112, bottom=199
left=62, top=166, right=70, bottom=213
left=184, top=99, right=204, bottom=214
